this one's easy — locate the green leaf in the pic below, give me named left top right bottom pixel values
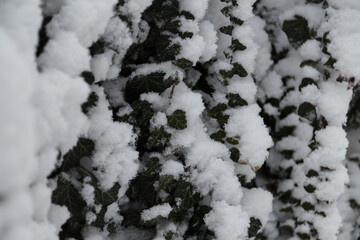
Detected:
left=173, top=180, right=196, bottom=213
left=275, top=126, right=295, bottom=140
left=324, top=56, right=337, bottom=68
left=61, top=138, right=95, bottom=171
left=219, top=25, right=234, bottom=35
left=180, top=11, right=195, bottom=20
left=230, top=148, right=240, bottom=162
left=226, top=137, right=239, bottom=145
left=176, top=58, right=193, bottom=70
left=248, top=217, right=262, bottom=238
left=300, top=60, right=318, bottom=68
left=162, top=20, right=180, bottom=34
left=94, top=183, right=120, bottom=206
left=81, top=71, right=95, bottom=85
left=282, top=15, right=311, bottom=48
left=208, top=103, right=229, bottom=128
left=167, top=110, right=187, bottom=130
left=125, top=72, right=177, bottom=103
left=297, top=232, right=310, bottom=240
left=156, top=35, right=181, bottom=62
left=81, top=92, right=98, bottom=114
left=233, top=63, right=248, bottom=77
left=306, top=169, right=319, bottom=177
left=307, top=0, right=324, bottom=3
left=230, top=16, right=244, bottom=26
left=302, top=201, right=315, bottom=211
left=147, top=126, right=171, bottom=151
left=227, top=93, right=248, bottom=108
left=298, top=102, right=317, bottom=121
left=230, top=39, right=247, bottom=51
left=299, top=78, right=318, bottom=91
left=52, top=177, right=86, bottom=214
left=304, top=184, right=316, bottom=193
left=210, top=130, right=226, bottom=143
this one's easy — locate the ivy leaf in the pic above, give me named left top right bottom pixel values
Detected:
left=167, top=110, right=187, bottom=130
left=248, top=217, right=262, bottom=238
left=230, top=39, right=247, bottom=51
left=180, top=11, right=195, bottom=20
left=282, top=15, right=311, bottom=48
left=230, top=148, right=240, bottom=162
left=61, top=138, right=95, bottom=171
left=81, top=71, right=95, bottom=85
left=176, top=58, right=193, bottom=70
left=227, top=93, right=248, bottom=108
left=125, top=72, right=177, bottom=103
left=94, top=183, right=120, bottom=206
left=298, top=102, right=317, bottom=121
left=233, top=63, right=248, bottom=77
left=147, top=126, right=171, bottom=151
left=52, top=177, right=86, bottom=214
left=208, top=103, right=229, bottom=128
left=81, top=92, right=98, bottom=114
left=275, top=126, right=295, bottom=140
left=210, top=130, right=226, bottom=143
left=324, top=56, right=337, bottom=68
left=307, top=0, right=324, bottom=3
left=300, top=60, right=318, bottom=68
left=299, top=78, right=318, bottom=91
left=156, top=35, right=181, bottom=62
left=173, top=180, right=197, bottom=215
left=219, top=25, right=234, bottom=35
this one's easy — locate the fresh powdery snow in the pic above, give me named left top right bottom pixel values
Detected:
left=2, top=0, right=360, bottom=239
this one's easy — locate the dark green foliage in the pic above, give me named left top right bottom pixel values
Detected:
left=167, top=109, right=187, bottom=130
left=81, top=71, right=95, bottom=85
left=125, top=72, right=178, bottom=103
left=302, top=202, right=315, bottom=211
left=226, top=137, right=239, bottom=145
left=82, top=92, right=98, bottom=114
left=275, top=126, right=295, bottom=140
left=280, top=106, right=297, bottom=119
left=298, top=102, right=317, bottom=121
left=52, top=177, right=86, bottom=214
left=61, top=138, right=95, bottom=172
left=219, top=25, right=234, bottom=35
left=282, top=15, right=311, bottom=48
left=147, top=126, right=171, bottom=151
left=299, top=78, right=318, bottom=90
left=230, top=148, right=240, bottom=162
left=210, top=130, right=226, bottom=143
left=94, top=183, right=120, bottom=206
left=307, top=0, right=324, bottom=3
left=306, top=169, right=319, bottom=178
left=230, top=39, right=247, bottom=51
left=324, top=56, right=337, bottom=68
left=347, top=85, right=360, bottom=128
left=171, top=180, right=200, bottom=220
left=297, top=232, right=310, bottom=240
left=304, top=184, right=316, bottom=193
left=248, top=217, right=262, bottom=238
left=227, top=93, right=248, bottom=108
left=300, top=60, right=319, bottom=68
left=208, top=103, right=230, bottom=128
left=176, top=58, right=193, bottom=70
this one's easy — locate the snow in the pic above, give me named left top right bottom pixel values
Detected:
left=38, top=30, right=91, bottom=76
left=225, top=104, right=273, bottom=168
left=204, top=201, right=249, bottom=240
left=89, top=87, right=139, bottom=192
left=3, top=0, right=360, bottom=239
left=160, top=160, right=184, bottom=180
left=141, top=203, right=172, bottom=222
